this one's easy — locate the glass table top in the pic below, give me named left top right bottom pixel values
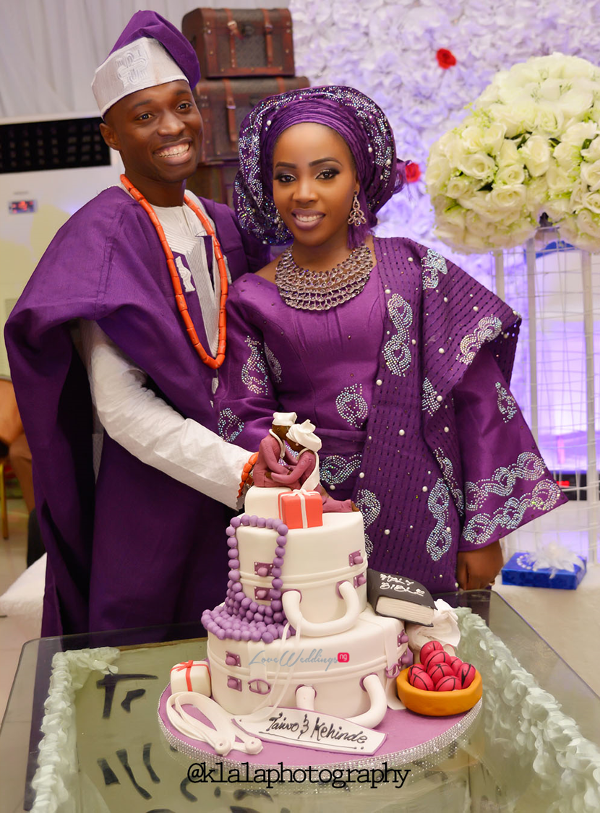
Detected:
left=1, top=590, right=600, bottom=813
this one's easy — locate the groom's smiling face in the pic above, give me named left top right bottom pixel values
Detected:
left=100, top=80, right=203, bottom=206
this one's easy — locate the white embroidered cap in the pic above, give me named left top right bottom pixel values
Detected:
left=272, top=412, right=297, bottom=427
left=287, top=420, right=322, bottom=452
left=92, top=37, right=187, bottom=117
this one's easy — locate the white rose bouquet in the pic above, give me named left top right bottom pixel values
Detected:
left=426, top=53, right=600, bottom=252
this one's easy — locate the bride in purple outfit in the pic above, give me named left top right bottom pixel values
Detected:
left=214, top=86, right=565, bottom=594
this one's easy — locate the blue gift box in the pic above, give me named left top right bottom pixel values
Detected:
left=501, top=552, right=586, bottom=590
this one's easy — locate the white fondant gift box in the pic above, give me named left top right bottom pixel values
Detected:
left=170, top=660, right=211, bottom=695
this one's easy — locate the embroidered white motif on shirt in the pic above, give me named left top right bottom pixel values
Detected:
left=264, top=343, right=282, bottom=384
left=457, top=316, right=502, bottom=365
left=422, top=249, right=448, bottom=289
left=422, top=378, right=441, bottom=415
left=433, top=448, right=464, bottom=515
left=426, top=479, right=452, bottom=561
left=116, top=46, right=149, bottom=89
left=320, top=453, right=362, bottom=486
left=175, top=256, right=196, bottom=292
left=154, top=201, right=220, bottom=356
left=355, top=488, right=381, bottom=557
left=462, top=480, right=562, bottom=545
left=383, top=294, right=413, bottom=377
left=336, top=384, right=369, bottom=428
left=465, top=452, right=548, bottom=511
left=242, top=336, right=269, bottom=395
left=495, top=382, right=517, bottom=423
left=218, top=408, right=245, bottom=442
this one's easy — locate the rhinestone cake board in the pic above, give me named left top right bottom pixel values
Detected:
left=158, top=685, right=482, bottom=773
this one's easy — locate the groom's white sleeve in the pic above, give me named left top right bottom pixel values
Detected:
left=79, top=319, right=250, bottom=509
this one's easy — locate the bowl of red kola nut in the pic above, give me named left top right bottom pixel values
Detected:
left=396, top=640, right=482, bottom=716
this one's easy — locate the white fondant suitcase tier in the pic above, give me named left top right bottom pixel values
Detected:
left=207, top=607, right=405, bottom=719
left=244, top=486, right=289, bottom=518
left=236, top=512, right=367, bottom=625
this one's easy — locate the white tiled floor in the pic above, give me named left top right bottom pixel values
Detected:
left=0, top=497, right=37, bottom=723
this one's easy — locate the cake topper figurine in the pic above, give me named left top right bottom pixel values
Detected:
left=256, top=414, right=357, bottom=512
left=252, top=412, right=297, bottom=488
left=269, top=419, right=321, bottom=491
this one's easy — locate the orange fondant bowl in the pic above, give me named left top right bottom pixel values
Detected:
left=396, top=667, right=482, bottom=716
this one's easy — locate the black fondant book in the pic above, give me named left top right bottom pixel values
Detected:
left=367, top=569, right=435, bottom=624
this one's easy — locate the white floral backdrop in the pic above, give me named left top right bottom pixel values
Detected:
left=289, top=0, right=600, bottom=267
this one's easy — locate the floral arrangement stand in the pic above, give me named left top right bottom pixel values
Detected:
left=427, top=54, right=600, bottom=562
left=495, top=230, right=599, bottom=559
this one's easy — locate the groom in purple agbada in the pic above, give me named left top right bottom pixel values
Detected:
left=5, top=12, right=268, bottom=636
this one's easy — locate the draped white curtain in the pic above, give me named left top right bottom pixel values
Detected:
left=0, top=0, right=282, bottom=118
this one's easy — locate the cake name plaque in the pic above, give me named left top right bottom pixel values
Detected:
left=234, top=709, right=386, bottom=754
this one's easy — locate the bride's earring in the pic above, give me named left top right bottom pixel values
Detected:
left=348, top=191, right=367, bottom=226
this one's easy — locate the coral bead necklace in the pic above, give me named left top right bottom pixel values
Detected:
left=121, top=174, right=228, bottom=369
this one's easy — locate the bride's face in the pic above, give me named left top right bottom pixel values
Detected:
left=272, top=122, right=359, bottom=250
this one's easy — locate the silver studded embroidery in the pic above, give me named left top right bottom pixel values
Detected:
left=218, top=408, right=244, bottom=442
left=422, top=249, right=449, bottom=290
left=422, top=378, right=441, bottom=416
left=241, top=336, right=269, bottom=395
left=284, top=441, right=300, bottom=462
left=355, top=488, right=381, bottom=557
left=457, top=317, right=502, bottom=365
left=433, top=448, right=464, bottom=515
left=495, top=382, right=517, bottom=423
left=320, top=453, right=362, bottom=486
left=264, top=343, right=282, bottom=384
left=336, top=384, right=369, bottom=428
left=465, top=452, right=548, bottom=511
left=462, top=481, right=562, bottom=545
left=116, top=46, right=150, bottom=89
left=383, top=294, right=413, bottom=377
left=426, top=479, right=452, bottom=562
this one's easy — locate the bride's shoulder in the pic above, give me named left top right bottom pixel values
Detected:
left=229, top=260, right=278, bottom=307
left=255, top=257, right=279, bottom=283
left=376, top=236, right=455, bottom=265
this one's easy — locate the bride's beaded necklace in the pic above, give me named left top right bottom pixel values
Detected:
left=275, top=244, right=373, bottom=311
left=121, top=174, right=228, bottom=369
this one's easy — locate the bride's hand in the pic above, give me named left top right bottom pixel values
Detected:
left=456, top=541, right=504, bottom=590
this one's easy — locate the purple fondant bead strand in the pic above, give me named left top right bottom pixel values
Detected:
left=203, top=514, right=291, bottom=644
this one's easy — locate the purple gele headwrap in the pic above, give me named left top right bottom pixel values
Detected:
left=234, top=86, right=405, bottom=246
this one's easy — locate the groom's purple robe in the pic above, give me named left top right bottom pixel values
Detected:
left=5, top=186, right=267, bottom=636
